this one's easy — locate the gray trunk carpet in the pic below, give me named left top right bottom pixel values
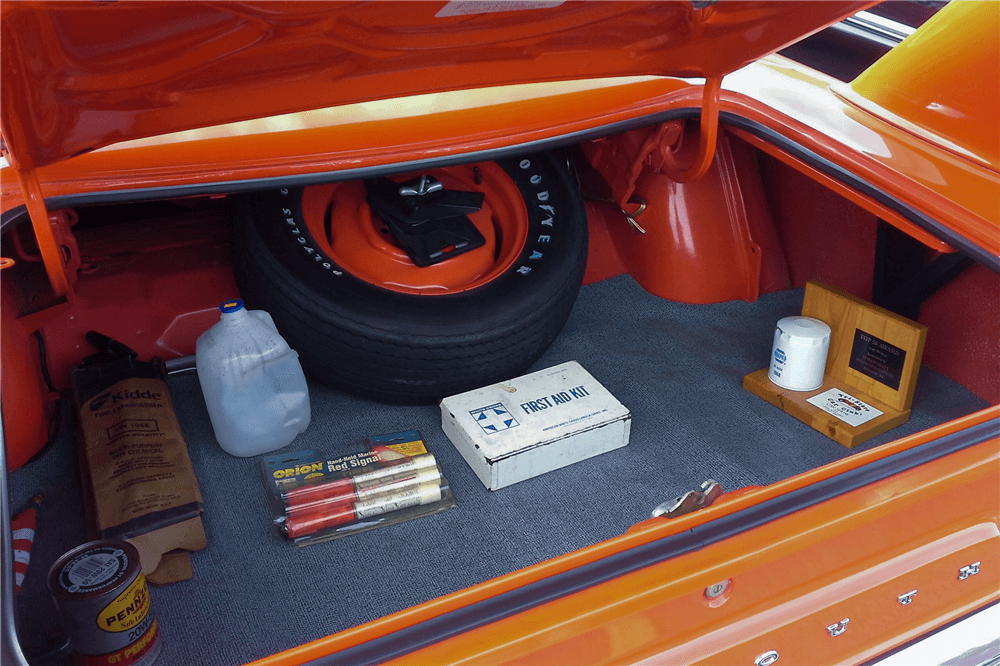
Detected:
left=8, top=275, right=988, bottom=665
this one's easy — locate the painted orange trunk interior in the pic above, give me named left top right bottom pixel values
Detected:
left=1, top=2, right=998, bottom=665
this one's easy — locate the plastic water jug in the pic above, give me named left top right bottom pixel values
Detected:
left=196, top=299, right=311, bottom=457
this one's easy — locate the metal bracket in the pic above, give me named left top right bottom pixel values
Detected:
left=651, top=479, right=723, bottom=519
left=10, top=167, right=74, bottom=297
left=578, top=76, right=723, bottom=217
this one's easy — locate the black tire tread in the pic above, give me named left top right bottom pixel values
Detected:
left=231, top=152, right=587, bottom=403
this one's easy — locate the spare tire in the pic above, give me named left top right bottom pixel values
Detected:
left=231, top=151, right=588, bottom=403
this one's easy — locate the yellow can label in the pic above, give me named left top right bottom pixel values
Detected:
left=97, top=573, right=150, bottom=633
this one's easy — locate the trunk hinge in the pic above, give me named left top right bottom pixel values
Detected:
left=11, top=166, right=74, bottom=298
left=651, top=479, right=724, bottom=519
left=656, top=76, right=723, bottom=184
left=579, top=77, right=723, bottom=228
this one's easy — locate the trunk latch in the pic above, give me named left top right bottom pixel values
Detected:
left=365, top=175, right=486, bottom=267
left=651, top=479, right=723, bottom=519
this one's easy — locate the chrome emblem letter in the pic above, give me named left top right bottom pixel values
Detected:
left=826, top=618, right=850, bottom=637
left=958, top=561, right=981, bottom=580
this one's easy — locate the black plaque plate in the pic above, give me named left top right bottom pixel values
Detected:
left=849, top=329, right=906, bottom=390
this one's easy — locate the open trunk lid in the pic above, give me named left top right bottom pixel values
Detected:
left=1, top=0, right=870, bottom=169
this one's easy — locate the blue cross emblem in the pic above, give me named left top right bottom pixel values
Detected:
left=470, top=403, right=519, bottom=434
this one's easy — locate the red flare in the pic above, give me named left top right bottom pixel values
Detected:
left=11, top=494, right=42, bottom=594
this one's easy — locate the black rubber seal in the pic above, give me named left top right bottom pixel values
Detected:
left=309, top=417, right=999, bottom=666
left=2, top=110, right=996, bottom=273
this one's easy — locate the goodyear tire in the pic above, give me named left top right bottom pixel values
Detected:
left=231, top=151, right=588, bottom=403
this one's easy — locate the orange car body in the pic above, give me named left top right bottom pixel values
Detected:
left=1, top=2, right=997, bottom=665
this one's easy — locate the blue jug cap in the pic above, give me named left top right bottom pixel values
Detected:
left=220, top=299, right=245, bottom=313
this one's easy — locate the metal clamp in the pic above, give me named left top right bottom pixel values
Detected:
left=651, top=480, right=723, bottom=519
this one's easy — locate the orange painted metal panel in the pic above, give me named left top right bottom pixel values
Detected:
left=247, top=408, right=999, bottom=665
left=35, top=213, right=241, bottom=393
left=382, top=437, right=999, bottom=666
left=0, top=78, right=698, bottom=205
left=596, top=130, right=769, bottom=303
left=729, top=125, right=955, bottom=254
left=0, top=1, right=869, bottom=169
left=0, top=273, right=55, bottom=471
left=843, top=1, right=1000, bottom=171
left=722, top=57, right=1000, bottom=263
left=580, top=202, right=628, bottom=286
left=3, top=60, right=995, bottom=270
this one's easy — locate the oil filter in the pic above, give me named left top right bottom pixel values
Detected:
left=48, top=540, right=161, bottom=665
left=767, top=316, right=831, bottom=391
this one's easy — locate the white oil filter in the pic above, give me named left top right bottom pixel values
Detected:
left=767, top=316, right=831, bottom=391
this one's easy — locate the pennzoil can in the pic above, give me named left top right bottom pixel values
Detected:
left=48, top=540, right=161, bottom=665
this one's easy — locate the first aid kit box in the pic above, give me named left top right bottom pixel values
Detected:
left=440, top=361, right=631, bottom=490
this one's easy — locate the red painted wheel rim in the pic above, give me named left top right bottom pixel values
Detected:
left=300, top=163, right=529, bottom=295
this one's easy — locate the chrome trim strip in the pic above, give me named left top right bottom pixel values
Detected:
left=868, top=602, right=1000, bottom=666
left=850, top=11, right=916, bottom=42
left=830, top=10, right=914, bottom=51
left=1, top=405, right=31, bottom=666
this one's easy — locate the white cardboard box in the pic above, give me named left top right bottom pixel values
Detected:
left=440, top=361, right=631, bottom=490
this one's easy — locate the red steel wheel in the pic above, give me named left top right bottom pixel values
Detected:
left=231, top=150, right=588, bottom=403
left=299, top=163, right=529, bottom=295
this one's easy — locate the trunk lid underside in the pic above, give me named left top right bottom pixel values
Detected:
left=1, top=0, right=869, bottom=169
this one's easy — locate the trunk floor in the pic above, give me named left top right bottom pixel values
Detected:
left=9, top=275, right=988, bottom=665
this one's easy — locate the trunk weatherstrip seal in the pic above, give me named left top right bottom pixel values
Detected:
left=1, top=110, right=997, bottom=273
left=313, top=417, right=999, bottom=666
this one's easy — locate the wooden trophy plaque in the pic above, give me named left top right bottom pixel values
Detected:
left=743, top=281, right=927, bottom=448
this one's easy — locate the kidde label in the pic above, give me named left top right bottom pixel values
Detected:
left=60, top=547, right=128, bottom=594
left=98, top=574, right=150, bottom=633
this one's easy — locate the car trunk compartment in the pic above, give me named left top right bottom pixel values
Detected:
left=7, top=282, right=989, bottom=664
left=3, top=130, right=997, bottom=665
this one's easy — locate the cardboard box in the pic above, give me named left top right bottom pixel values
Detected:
left=440, top=361, right=631, bottom=490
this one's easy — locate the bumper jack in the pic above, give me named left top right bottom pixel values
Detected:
left=365, top=175, right=486, bottom=267
left=651, top=479, right=723, bottom=519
